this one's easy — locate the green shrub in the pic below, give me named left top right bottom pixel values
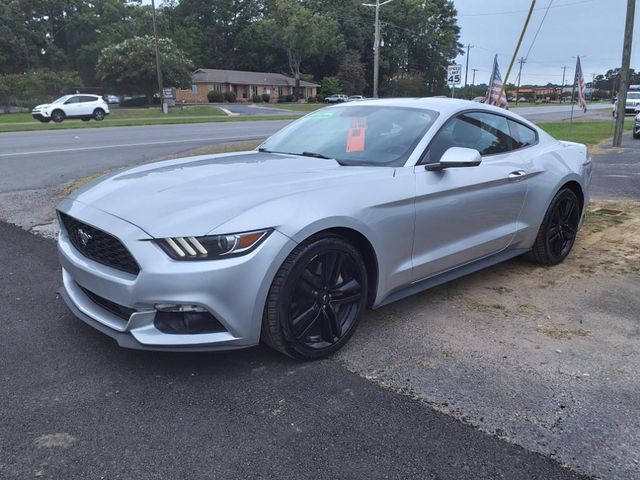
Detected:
left=307, top=96, right=317, bottom=103
left=223, top=91, right=237, bottom=103
left=261, top=93, right=271, bottom=103
left=207, top=90, right=224, bottom=102
left=0, top=69, right=81, bottom=110
left=316, top=94, right=324, bottom=103
left=252, top=94, right=262, bottom=103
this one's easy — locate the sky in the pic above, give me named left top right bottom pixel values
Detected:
left=452, top=0, right=640, bottom=86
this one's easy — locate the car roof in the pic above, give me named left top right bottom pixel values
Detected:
left=327, top=97, right=539, bottom=128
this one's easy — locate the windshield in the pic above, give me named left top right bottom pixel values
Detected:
left=628, top=92, right=640, bottom=100
left=259, top=105, right=439, bottom=166
left=52, top=95, right=72, bottom=104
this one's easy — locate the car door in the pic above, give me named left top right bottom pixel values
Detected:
left=411, top=111, right=529, bottom=282
left=78, top=96, right=98, bottom=116
left=63, top=96, right=82, bottom=117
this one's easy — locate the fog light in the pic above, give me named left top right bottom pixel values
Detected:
left=154, top=305, right=226, bottom=334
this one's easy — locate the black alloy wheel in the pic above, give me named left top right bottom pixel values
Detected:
left=529, top=188, right=581, bottom=265
left=262, top=235, right=368, bottom=360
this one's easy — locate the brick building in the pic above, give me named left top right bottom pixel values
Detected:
left=176, top=68, right=319, bottom=103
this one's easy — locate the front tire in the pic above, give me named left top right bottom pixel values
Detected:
left=262, top=235, right=368, bottom=360
left=528, top=188, right=581, bottom=265
left=51, top=110, right=65, bottom=123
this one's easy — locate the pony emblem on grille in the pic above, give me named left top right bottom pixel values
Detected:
left=78, top=228, right=93, bottom=247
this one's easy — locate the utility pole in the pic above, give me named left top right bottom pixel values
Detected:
left=471, top=68, right=478, bottom=97
left=363, top=0, right=395, bottom=98
left=515, top=57, right=526, bottom=105
left=497, top=0, right=537, bottom=105
left=464, top=44, right=474, bottom=87
left=613, top=0, right=635, bottom=147
left=150, top=0, right=165, bottom=112
left=560, top=65, right=567, bottom=104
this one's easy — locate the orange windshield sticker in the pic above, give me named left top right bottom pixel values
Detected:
left=346, top=118, right=366, bottom=152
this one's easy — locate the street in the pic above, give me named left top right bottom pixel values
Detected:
left=0, top=103, right=613, bottom=193
left=0, top=120, right=289, bottom=193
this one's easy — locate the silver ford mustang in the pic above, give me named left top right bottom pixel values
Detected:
left=57, top=98, right=592, bottom=359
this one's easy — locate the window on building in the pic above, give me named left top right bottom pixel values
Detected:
left=278, top=86, right=284, bottom=97
left=252, top=85, right=258, bottom=96
left=192, top=85, right=198, bottom=95
left=213, top=84, right=222, bottom=92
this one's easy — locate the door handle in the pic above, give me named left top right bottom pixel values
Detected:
left=508, top=170, right=527, bottom=179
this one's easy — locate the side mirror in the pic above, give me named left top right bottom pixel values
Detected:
left=425, top=147, right=482, bottom=171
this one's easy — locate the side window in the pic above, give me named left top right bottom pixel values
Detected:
left=80, top=95, right=97, bottom=103
left=426, top=111, right=517, bottom=163
left=64, top=96, right=80, bottom=104
left=508, top=120, right=537, bottom=148
left=464, top=112, right=513, bottom=155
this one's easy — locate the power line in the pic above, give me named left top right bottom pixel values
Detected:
left=523, top=0, right=554, bottom=61
left=458, top=0, right=593, bottom=17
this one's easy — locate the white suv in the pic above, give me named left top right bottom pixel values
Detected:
left=32, top=94, right=110, bottom=124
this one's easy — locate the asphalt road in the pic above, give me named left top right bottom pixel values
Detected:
left=591, top=134, right=640, bottom=199
left=0, top=103, right=613, bottom=193
left=0, top=221, right=588, bottom=480
left=0, top=120, right=289, bottom=193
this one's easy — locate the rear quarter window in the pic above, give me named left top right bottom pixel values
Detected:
left=508, top=120, right=538, bottom=149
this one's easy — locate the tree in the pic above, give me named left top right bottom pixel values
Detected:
left=96, top=36, right=193, bottom=101
left=266, top=0, right=343, bottom=100
left=319, top=76, right=343, bottom=96
left=336, top=51, right=367, bottom=95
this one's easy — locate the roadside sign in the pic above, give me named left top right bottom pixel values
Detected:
left=162, top=87, right=175, bottom=99
left=447, top=65, right=462, bottom=86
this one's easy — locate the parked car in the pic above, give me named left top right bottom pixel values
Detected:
left=634, top=110, right=640, bottom=139
left=105, top=94, right=120, bottom=104
left=57, top=98, right=591, bottom=359
left=613, top=90, right=640, bottom=116
left=325, top=94, right=349, bottom=103
left=32, top=94, right=110, bottom=123
left=348, top=95, right=365, bottom=101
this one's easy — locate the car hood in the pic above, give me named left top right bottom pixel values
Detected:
left=33, top=103, right=52, bottom=110
left=69, top=151, right=391, bottom=238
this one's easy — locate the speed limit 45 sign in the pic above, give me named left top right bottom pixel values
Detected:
left=447, top=64, right=462, bottom=86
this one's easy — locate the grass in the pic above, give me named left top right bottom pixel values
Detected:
left=537, top=120, right=633, bottom=145
left=261, top=103, right=326, bottom=112
left=0, top=108, right=298, bottom=133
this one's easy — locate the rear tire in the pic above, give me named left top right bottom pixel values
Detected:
left=528, top=188, right=581, bottom=265
left=93, top=108, right=105, bottom=121
left=51, top=110, right=65, bottom=123
left=262, top=235, right=368, bottom=360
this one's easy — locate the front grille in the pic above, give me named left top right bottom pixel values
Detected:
left=80, top=286, right=136, bottom=320
left=59, top=212, right=140, bottom=275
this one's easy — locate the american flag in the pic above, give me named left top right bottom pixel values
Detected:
left=575, top=56, right=587, bottom=113
left=485, top=55, right=508, bottom=109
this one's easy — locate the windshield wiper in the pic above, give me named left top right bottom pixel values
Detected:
left=301, top=151, right=332, bottom=159
left=257, top=147, right=271, bottom=153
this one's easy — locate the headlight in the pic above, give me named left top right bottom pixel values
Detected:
left=156, top=229, right=272, bottom=260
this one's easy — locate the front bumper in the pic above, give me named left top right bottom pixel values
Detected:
left=57, top=199, right=296, bottom=351
left=32, top=112, right=49, bottom=120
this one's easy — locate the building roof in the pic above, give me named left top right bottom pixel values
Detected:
left=192, top=69, right=319, bottom=87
